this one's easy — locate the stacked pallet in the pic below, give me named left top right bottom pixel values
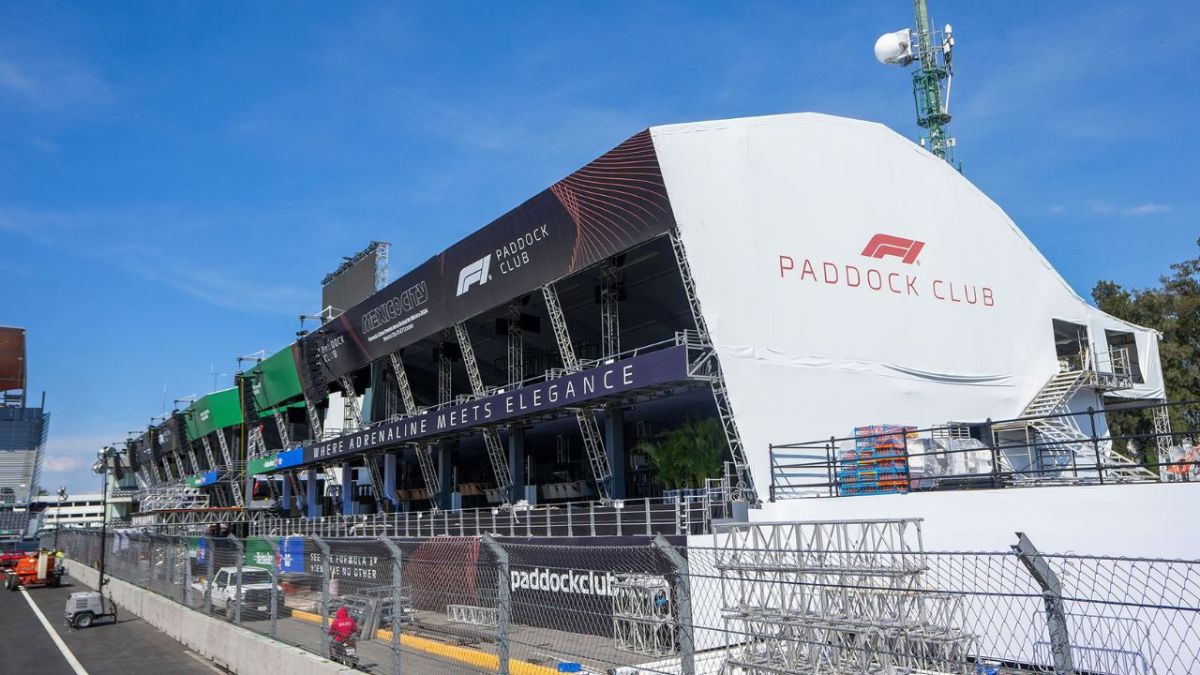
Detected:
left=838, top=424, right=914, bottom=495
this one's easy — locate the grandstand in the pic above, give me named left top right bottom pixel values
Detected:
left=126, top=113, right=1175, bottom=535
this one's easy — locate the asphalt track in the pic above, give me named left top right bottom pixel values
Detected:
left=0, top=572, right=221, bottom=675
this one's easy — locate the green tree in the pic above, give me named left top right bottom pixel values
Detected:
left=637, top=418, right=727, bottom=490
left=1092, top=238, right=1200, bottom=460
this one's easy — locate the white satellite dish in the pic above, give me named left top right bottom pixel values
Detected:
left=874, top=28, right=914, bottom=66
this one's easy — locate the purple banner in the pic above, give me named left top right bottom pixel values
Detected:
left=302, top=345, right=690, bottom=465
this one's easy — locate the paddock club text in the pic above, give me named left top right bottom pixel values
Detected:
left=779, top=256, right=995, bottom=307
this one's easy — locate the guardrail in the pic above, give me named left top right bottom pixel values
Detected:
left=770, top=398, right=1200, bottom=500
left=249, top=494, right=728, bottom=539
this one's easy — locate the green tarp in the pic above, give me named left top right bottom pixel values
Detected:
left=184, top=388, right=243, bottom=440
left=246, top=346, right=303, bottom=413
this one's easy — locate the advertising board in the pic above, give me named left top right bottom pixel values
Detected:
left=297, top=130, right=675, bottom=392
left=304, top=345, right=689, bottom=465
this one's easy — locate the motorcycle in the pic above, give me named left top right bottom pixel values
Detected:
left=329, top=635, right=360, bottom=668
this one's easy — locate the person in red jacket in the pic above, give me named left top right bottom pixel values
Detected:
left=329, top=606, right=358, bottom=644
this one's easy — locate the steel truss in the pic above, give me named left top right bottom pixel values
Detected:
left=612, top=573, right=677, bottom=657
left=364, top=452, right=389, bottom=511
left=415, top=443, right=441, bottom=508
left=1153, top=404, right=1173, bottom=478
left=129, top=506, right=272, bottom=534
left=305, top=396, right=323, bottom=441
left=247, top=422, right=268, bottom=460
left=447, top=604, right=499, bottom=627
left=339, top=374, right=363, bottom=432
left=388, top=352, right=418, bottom=415
left=437, top=340, right=453, bottom=405
left=199, top=435, right=218, bottom=472
left=542, top=282, right=613, bottom=502
left=600, top=263, right=621, bottom=358
left=716, top=519, right=976, bottom=675
left=670, top=230, right=756, bottom=503
left=273, top=412, right=291, bottom=449
left=455, top=322, right=513, bottom=500
left=507, top=304, right=524, bottom=383
left=214, top=430, right=245, bottom=508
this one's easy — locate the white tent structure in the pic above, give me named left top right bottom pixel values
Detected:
left=655, top=113, right=1166, bottom=495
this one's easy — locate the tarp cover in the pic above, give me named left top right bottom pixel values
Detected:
left=247, top=346, right=303, bottom=412
left=650, top=113, right=1166, bottom=489
left=0, top=327, right=25, bottom=392
left=185, top=388, right=243, bottom=440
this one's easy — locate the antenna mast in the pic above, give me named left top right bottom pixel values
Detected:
left=875, top=0, right=960, bottom=170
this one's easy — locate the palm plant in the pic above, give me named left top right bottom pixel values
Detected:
left=637, top=418, right=727, bottom=490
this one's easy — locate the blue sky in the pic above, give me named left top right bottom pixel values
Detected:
left=1, top=2, right=1196, bottom=493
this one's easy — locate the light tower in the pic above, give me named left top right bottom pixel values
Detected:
left=875, top=0, right=959, bottom=170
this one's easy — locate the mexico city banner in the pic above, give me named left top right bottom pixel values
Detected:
left=296, top=129, right=675, bottom=393
left=303, top=345, right=690, bottom=465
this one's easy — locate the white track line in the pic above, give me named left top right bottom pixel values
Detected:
left=19, top=587, right=90, bottom=675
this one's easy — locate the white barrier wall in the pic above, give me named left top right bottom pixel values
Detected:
left=63, top=559, right=351, bottom=675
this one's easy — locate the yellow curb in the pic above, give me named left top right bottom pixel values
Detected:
left=290, top=607, right=558, bottom=675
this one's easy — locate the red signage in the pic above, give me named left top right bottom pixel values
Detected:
left=861, top=234, right=925, bottom=264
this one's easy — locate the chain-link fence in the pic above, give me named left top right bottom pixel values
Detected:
left=49, top=522, right=1200, bottom=674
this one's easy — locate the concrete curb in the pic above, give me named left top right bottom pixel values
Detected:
left=63, top=559, right=354, bottom=675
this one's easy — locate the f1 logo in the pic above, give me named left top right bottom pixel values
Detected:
left=456, top=254, right=492, bottom=296
left=861, top=234, right=925, bottom=264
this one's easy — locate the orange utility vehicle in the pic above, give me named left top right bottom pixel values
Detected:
left=4, top=550, right=65, bottom=590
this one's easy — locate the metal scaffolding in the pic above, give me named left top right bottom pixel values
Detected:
left=506, top=303, right=524, bottom=383
left=339, top=375, right=363, bottom=432
left=670, top=230, right=756, bottom=503
left=454, top=322, right=513, bottom=501
left=542, top=282, right=613, bottom=502
left=388, top=352, right=418, bottom=415
left=716, top=519, right=976, bottom=675
left=612, top=573, right=677, bottom=657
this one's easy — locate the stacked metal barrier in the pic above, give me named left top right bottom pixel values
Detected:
left=715, top=519, right=976, bottom=674
left=611, top=573, right=678, bottom=657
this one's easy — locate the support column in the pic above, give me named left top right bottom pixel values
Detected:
left=306, top=470, right=320, bottom=519
left=605, top=405, right=626, bottom=499
left=508, top=427, right=526, bottom=503
left=437, top=444, right=453, bottom=510
left=384, top=453, right=398, bottom=510
left=341, top=462, right=354, bottom=515
left=281, top=473, right=292, bottom=515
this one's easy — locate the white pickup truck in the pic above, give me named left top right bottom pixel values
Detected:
left=192, top=566, right=277, bottom=617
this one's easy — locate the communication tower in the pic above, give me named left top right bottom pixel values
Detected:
left=875, top=0, right=960, bottom=170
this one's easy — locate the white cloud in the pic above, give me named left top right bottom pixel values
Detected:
left=0, top=53, right=112, bottom=112
left=42, top=455, right=85, bottom=472
left=1088, top=201, right=1173, bottom=217
left=1122, top=203, right=1172, bottom=216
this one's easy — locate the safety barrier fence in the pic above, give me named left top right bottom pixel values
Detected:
left=49, top=523, right=1200, bottom=674
left=771, top=398, right=1200, bottom=500
left=248, top=494, right=723, bottom=539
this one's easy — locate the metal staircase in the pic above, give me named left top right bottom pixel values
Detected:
left=996, top=347, right=1153, bottom=481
